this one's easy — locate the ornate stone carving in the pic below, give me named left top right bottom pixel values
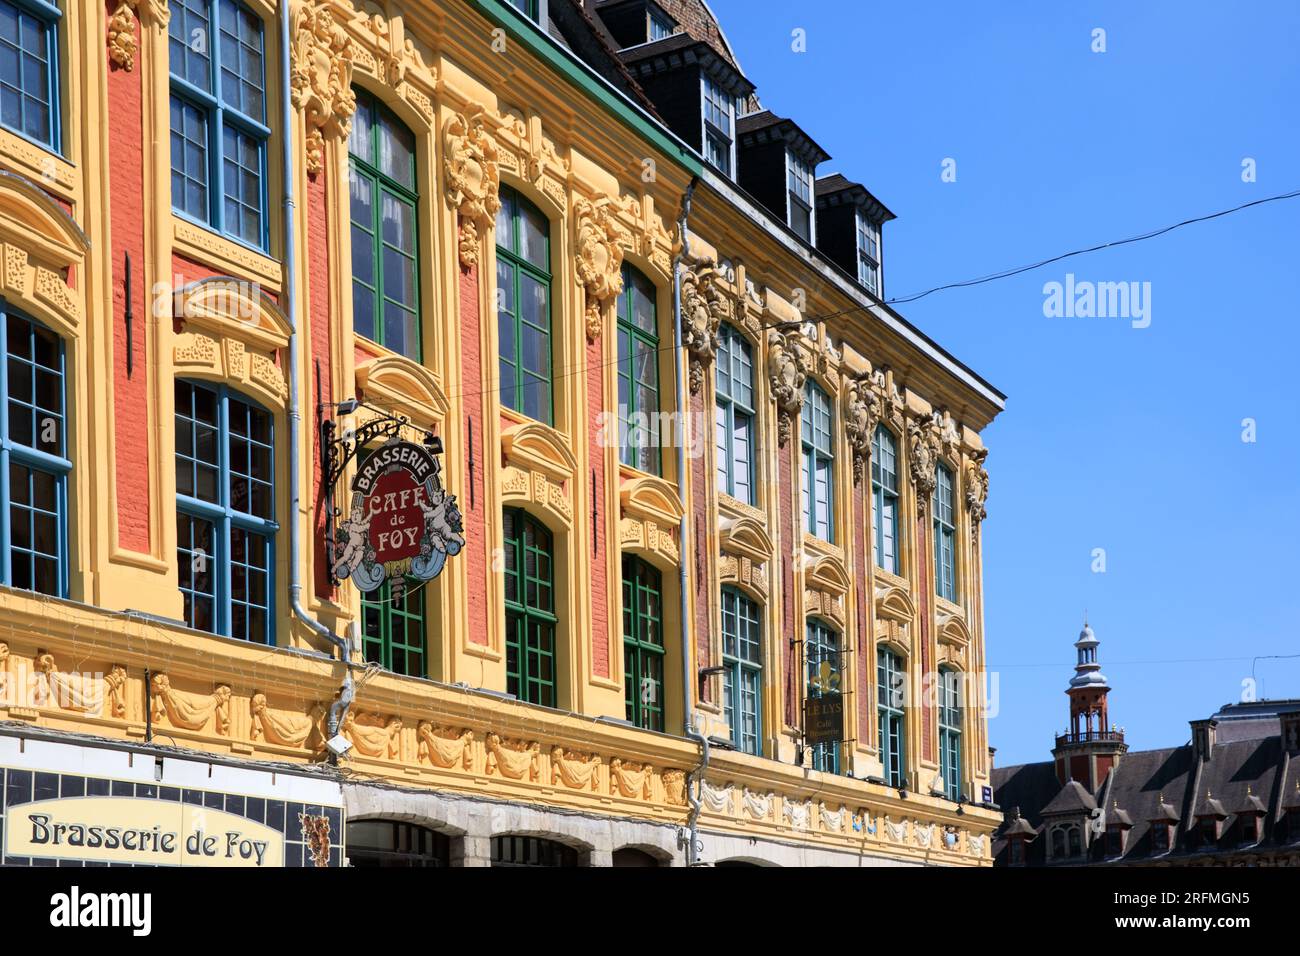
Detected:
left=968, top=833, right=986, bottom=856
left=573, top=198, right=624, bottom=341
left=149, top=674, right=230, bottom=733
left=608, top=757, right=653, bottom=800
left=965, top=448, right=990, bottom=534
left=783, top=798, right=812, bottom=830
left=550, top=746, right=600, bottom=791
left=105, top=665, right=128, bottom=719
left=907, top=414, right=942, bottom=512
left=107, top=3, right=138, bottom=71
left=342, top=712, right=402, bottom=759
left=884, top=815, right=907, bottom=843
left=844, top=374, right=881, bottom=484
left=820, top=802, right=847, bottom=832
left=31, top=651, right=112, bottom=715
left=914, top=820, right=935, bottom=847
left=417, top=722, right=473, bottom=770
left=290, top=3, right=356, bottom=177
left=0, top=643, right=8, bottom=702
left=767, top=329, right=807, bottom=445
left=699, top=780, right=732, bottom=813
left=662, top=769, right=687, bottom=806
left=486, top=733, right=540, bottom=781
left=444, top=109, right=501, bottom=269
left=250, top=692, right=317, bottom=748
left=742, top=787, right=774, bottom=820
left=680, top=257, right=730, bottom=394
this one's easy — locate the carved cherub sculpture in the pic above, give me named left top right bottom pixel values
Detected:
left=333, top=493, right=373, bottom=580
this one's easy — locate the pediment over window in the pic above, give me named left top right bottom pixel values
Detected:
left=937, top=608, right=971, bottom=650
left=805, top=554, right=850, bottom=597
left=0, top=171, right=87, bottom=334
left=174, top=277, right=292, bottom=351
left=356, top=355, right=449, bottom=425
left=619, top=473, right=684, bottom=527
left=875, top=583, right=916, bottom=624
left=718, top=514, right=772, bottom=565
left=502, top=419, right=577, bottom=482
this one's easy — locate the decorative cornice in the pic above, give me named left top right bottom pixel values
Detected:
left=290, top=3, right=356, bottom=177
left=443, top=108, right=501, bottom=269
left=574, top=197, right=624, bottom=341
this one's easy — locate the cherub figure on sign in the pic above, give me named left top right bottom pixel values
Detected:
left=333, top=493, right=373, bottom=581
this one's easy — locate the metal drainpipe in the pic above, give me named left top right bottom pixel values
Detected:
left=280, top=1, right=353, bottom=746
left=673, top=177, right=709, bottom=866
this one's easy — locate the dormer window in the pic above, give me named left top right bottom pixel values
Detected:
left=1106, top=826, right=1125, bottom=857
left=1152, top=822, right=1171, bottom=852
left=1200, top=817, right=1219, bottom=846
left=505, top=0, right=541, bottom=22
left=1008, top=838, right=1025, bottom=865
left=702, top=76, right=735, bottom=176
left=648, top=7, right=674, bottom=41
left=856, top=213, right=880, bottom=295
left=787, top=152, right=814, bottom=241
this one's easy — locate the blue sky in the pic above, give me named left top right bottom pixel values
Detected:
left=709, top=0, right=1300, bottom=766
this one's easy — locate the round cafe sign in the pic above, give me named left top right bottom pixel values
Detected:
left=332, top=438, right=464, bottom=594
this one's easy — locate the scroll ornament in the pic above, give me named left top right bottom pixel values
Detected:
left=768, top=329, right=808, bottom=446
left=443, top=110, right=501, bottom=269
left=290, top=3, right=356, bottom=177
left=250, top=692, right=316, bottom=748
left=150, top=674, right=231, bottom=734
left=844, top=374, right=882, bottom=483
left=486, top=733, right=541, bottom=781
left=341, top=711, right=402, bottom=759
left=608, top=758, right=654, bottom=800
left=680, top=258, right=730, bottom=394
left=418, top=722, right=474, bottom=770
left=574, top=198, right=625, bottom=341
left=907, top=414, right=942, bottom=511
left=965, top=448, right=990, bottom=532
left=550, top=746, right=601, bottom=791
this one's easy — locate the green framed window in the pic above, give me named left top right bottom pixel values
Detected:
left=622, top=555, right=664, bottom=731
left=715, top=323, right=754, bottom=504
left=1, top=305, right=68, bottom=597
left=503, top=507, right=556, bottom=707
left=800, top=379, right=833, bottom=541
left=496, top=186, right=552, bottom=424
left=348, top=89, right=420, bottom=360
left=938, top=667, right=962, bottom=801
left=721, top=587, right=761, bottom=755
left=934, top=462, right=956, bottom=600
left=871, top=424, right=899, bottom=573
left=617, top=264, right=660, bottom=474
left=877, top=647, right=906, bottom=788
left=361, top=579, right=425, bottom=677
left=805, top=618, right=841, bottom=774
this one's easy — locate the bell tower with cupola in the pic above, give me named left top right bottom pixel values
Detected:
left=1051, top=619, right=1127, bottom=789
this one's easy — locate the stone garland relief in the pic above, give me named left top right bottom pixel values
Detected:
left=418, top=722, right=474, bottom=770
left=767, top=329, right=808, bottom=446
left=250, top=692, right=318, bottom=748
left=609, top=757, right=654, bottom=800
left=443, top=109, right=501, bottom=269
left=573, top=197, right=625, bottom=341
left=150, top=674, right=232, bottom=734
left=341, top=711, right=403, bottom=760
left=486, top=733, right=541, bottom=782
left=550, top=746, right=601, bottom=791
left=290, top=3, right=357, bottom=177
left=106, top=1, right=171, bottom=72
left=680, top=257, right=731, bottom=394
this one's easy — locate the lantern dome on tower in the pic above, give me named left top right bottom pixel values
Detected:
left=1068, top=617, right=1109, bottom=689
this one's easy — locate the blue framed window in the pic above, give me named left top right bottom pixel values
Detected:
left=1, top=305, right=67, bottom=597
left=168, top=0, right=269, bottom=250
left=871, top=424, right=899, bottom=573
left=721, top=587, right=761, bottom=755
left=800, top=379, right=833, bottom=541
left=934, top=462, right=956, bottom=600
left=0, top=0, right=60, bottom=151
left=175, top=379, right=275, bottom=642
left=878, top=647, right=907, bottom=788
left=349, top=89, right=420, bottom=360
left=938, top=667, right=962, bottom=801
left=715, top=323, right=754, bottom=504
left=648, top=8, right=674, bottom=41
left=503, top=0, right=540, bottom=22
left=702, top=75, right=734, bottom=176
left=616, top=264, right=660, bottom=474
left=496, top=186, right=552, bottom=425
left=805, top=619, right=841, bottom=774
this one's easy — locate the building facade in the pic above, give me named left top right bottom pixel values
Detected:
left=0, top=0, right=1003, bottom=867
left=992, top=623, right=1300, bottom=867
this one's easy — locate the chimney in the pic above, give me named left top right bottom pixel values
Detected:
left=1190, top=718, right=1218, bottom=762
left=1281, top=710, right=1300, bottom=753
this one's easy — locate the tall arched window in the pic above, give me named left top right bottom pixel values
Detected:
left=715, top=323, right=754, bottom=504
left=938, top=667, right=962, bottom=801
left=877, top=647, right=906, bottom=788
left=360, top=443, right=425, bottom=677
left=496, top=186, right=552, bottom=424
left=0, top=0, right=60, bottom=150
left=349, top=89, right=419, bottom=359
left=616, top=264, right=659, bottom=473
left=169, top=0, right=269, bottom=249
left=721, top=587, right=761, bottom=755
left=1, top=306, right=67, bottom=597
left=805, top=618, right=841, bottom=774
left=800, top=380, right=833, bottom=541
left=175, top=380, right=275, bottom=642
left=622, top=554, right=664, bottom=731
left=871, top=425, right=899, bottom=573
left=503, top=507, right=556, bottom=707
left=934, top=462, right=956, bottom=600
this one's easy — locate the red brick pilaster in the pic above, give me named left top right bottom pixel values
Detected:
left=457, top=247, right=488, bottom=645
left=305, top=170, right=333, bottom=600
left=586, top=336, right=609, bottom=677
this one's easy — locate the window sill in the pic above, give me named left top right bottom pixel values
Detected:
left=173, top=215, right=282, bottom=293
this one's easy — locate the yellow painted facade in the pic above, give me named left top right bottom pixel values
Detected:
left=0, top=0, right=1003, bottom=866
